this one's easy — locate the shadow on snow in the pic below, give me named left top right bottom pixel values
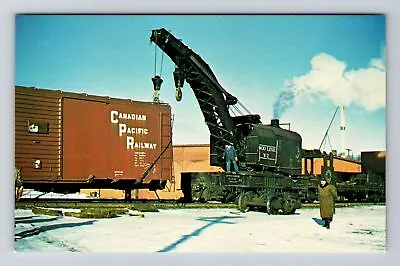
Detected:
left=15, top=220, right=95, bottom=240
left=312, top=217, right=325, bottom=227
left=158, top=215, right=244, bottom=252
left=15, top=217, right=60, bottom=224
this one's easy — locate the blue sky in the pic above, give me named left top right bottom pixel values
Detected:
left=15, top=15, right=386, bottom=156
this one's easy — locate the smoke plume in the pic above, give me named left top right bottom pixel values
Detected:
left=272, top=48, right=386, bottom=118
left=272, top=89, right=296, bottom=119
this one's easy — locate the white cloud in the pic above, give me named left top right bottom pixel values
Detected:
left=283, top=49, right=386, bottom=112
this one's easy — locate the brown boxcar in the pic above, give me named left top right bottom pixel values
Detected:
left=15, top=86, right=173, bottom=194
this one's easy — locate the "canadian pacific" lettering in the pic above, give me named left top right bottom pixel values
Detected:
left=110, top=110, right=146, bottom=122
left=110, top=110, right=157, bottom=150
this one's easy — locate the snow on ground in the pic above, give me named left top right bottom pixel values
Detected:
left=20, top=189, right=93, bottom=199
left=14, top=206, right=386, bottom=252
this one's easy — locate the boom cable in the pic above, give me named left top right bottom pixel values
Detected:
left=237, top=100, right=252, bottom=114
left=327, top=134, right=333, bottom=151
left=319, top=106, right=339, bottom=151
left=160, top=50, right=165, bottom=77
left=154, top=45, right=166, bottom=78
left=154, top=45, right=157, bottom=76
left=232, top=105, right=243, bottom=116
left=228, top=100, right=251, bottom=117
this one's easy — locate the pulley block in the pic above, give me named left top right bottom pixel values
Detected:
left=152, top=75, right=163, bottom=91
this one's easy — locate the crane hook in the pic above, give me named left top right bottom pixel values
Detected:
left=175, top=88, right=182, bottom=101
left=173, top=67, right=184, bottom=102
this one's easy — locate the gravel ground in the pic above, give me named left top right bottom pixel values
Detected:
left=14, top=205, right=385, bottom=252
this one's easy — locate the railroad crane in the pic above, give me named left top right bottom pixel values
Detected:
left=150, top=28, right=320, bottom=214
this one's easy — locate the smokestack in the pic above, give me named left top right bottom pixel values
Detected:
left=271, top=119, right=280, bottom=128
left=340, top=106, right=346, bottom=157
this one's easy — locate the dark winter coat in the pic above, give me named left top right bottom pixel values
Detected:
left=318, top=183, right=338, bottom=220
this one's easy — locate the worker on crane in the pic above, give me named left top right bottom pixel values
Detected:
left=223, top=143, right=239, bottom=173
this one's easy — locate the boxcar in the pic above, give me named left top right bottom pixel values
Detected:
left=15, top=86, right=173, bottom=195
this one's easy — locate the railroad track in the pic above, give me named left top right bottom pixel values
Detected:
left=18, top=197, right=178, bottom=204
left=16, top=198, right=384, bottom=210
left=15, top=198, right=385, bottom=220
left=16, top=198, right=237, bottom=211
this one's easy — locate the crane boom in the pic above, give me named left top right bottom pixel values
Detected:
left=150, top=28, right=255, bottom=166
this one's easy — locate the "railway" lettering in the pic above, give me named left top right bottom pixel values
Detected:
left=126, top=136, right=157, bottom=150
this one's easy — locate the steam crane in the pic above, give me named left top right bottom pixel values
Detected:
left=150, top=28, right=263, bottom=169
left=150, top=28, right=307, bottom=214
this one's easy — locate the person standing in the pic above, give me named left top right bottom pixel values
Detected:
left=318, top=174, right=338, bottom=229
left=223, top=143, right=239, bottom=173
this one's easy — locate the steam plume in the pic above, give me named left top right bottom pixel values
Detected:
left=272, top=48, right=386, bottom=118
